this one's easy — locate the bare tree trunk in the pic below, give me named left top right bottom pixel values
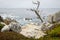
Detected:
left=32, top=1, right=43, bottom=22
left=27, top=1, right=43, bottom=22
left=34, top=10, right=43, bottom=22
left=51, top=16, right=54, bottom=23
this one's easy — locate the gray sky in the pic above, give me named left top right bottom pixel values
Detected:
left=0, top=0, right=60, bottom=8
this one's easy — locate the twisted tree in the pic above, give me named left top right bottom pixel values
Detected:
left=27, top=1, right=43, bottom=22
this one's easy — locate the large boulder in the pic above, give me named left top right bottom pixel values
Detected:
left=20, top=22, right=54, bottom=39
left=1, top=25, right=10, bottom=32
left=41, top=22, right=54, bottom=31
left=20, top=23, right=46, bottom=39
left=9, top=22, right=21, bottom=33
left=1, top=22, right=21, bottom=33
left=47, top=11, right=60, bottom=23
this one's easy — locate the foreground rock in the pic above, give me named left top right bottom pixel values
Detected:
left=20, top=23, right=46, bottom=39
left=41, top=22, right=54, bottom=32
left=20, top=22, right=54, bottom=39
left=1, top=22, right=21, bottom=33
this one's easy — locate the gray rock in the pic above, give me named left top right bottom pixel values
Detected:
left=9, top=22, right=21, bottom=33
left=1, top=22, right=21, bottom=33
left=47, top=11, right=60, bottom=23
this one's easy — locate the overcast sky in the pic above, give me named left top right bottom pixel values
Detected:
left=0, top=0, right=60, bottom=8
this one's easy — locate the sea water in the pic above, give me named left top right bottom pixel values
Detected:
left=0, top=8, right=60, bottom=25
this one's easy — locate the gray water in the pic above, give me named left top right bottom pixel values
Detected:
left=0, top=8, right=60, bottom=25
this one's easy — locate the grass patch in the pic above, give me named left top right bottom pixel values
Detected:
left=0, top=31, right=37, bottom=40
left=39, top=23, right=60, bottom=40
left=48, top=24, right=60, bottom=37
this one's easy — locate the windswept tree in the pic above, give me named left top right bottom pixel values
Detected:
left=27, top=1, right=43, bottom=22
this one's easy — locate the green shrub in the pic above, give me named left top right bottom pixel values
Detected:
left=49, top=24, right=60, bottom=37
left=0, top=23, right=4, bottom=31
left=39, top=23, right=60, bottom=40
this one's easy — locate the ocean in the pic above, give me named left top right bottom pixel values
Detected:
left=0, top=8, right=60, bottom=25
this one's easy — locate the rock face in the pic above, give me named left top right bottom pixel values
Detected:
left=20, top=23, right=46, bottom=39
left=1, top=25, right=10, bottom=32
left=9, top=22, right=21, bottom=33
left=47, top=11, right=60, bottom=23
left=53, top=11, right=60, bottom=22
left=1, top=22, right=21, bottom=33
left=41, top=22, right=54, bottom=31
left=20, top=22, right=54, bottom=39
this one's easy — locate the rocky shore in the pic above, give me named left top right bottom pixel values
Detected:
left=0, top=16, right=54, bottom=39
left=0, top=11, right=60, bottom=39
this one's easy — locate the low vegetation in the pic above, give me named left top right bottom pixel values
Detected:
left=39, top=23, right=60, bottom=40
left=0, top=23, right=4, bottom=31
left=0, top=31, right=37, bottom=40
